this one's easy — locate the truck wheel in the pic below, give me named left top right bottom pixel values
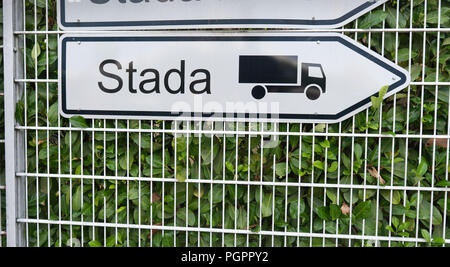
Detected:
left=252, top=85, right=266, bottom=100
left=305, top=85, right=321, bottom=100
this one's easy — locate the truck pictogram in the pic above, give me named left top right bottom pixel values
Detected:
left=239, top=55, right=326, bottom=100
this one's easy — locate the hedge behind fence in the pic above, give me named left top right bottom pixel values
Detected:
left=7, top=0, right=450, bottom=247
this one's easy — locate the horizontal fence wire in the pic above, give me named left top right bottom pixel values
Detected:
left=10, top=0, right=450, bottom=247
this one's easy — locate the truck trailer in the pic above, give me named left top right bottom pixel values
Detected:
left=239, top=55, right=326, bottom=100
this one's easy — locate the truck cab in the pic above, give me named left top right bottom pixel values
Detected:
left=300, top=63, right=326, bottom=100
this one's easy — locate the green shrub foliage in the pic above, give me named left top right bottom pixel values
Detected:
left=9, top=0, right=450, bottom=247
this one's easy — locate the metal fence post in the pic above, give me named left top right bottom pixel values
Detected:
left=4, top=0, right=25, bottom=247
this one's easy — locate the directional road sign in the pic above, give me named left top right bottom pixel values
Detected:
left=58, top=0, right=387, bottom=30
left=59, top=33, right=410, bottom=123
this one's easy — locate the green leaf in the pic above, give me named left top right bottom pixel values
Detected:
left=69, top=116, right=89, bottom=128
left=319, top=140, right=330, bottom=149
left=381, top=190, right=402, bottom=205
left=15, top=100, right=25, bottom=126
left=416, top=161, right=428, bottom=177
left=47, top=103, right=58, bottom=125
left=315, top=123, right=326, bottom=133
left=436, top=180, right=450, bottom=187
left=88, top=240, right=103, bottom=247
left=371, top=85, right=389, bottom=110
left=31, top=42, right=41, bottom=60
left=250, top=225, right=261, bottom=233
left=359, top=10, right=388, bottom=29
left=176, top=167, right=187, bottom=182
left=432, top=237, right=445, bottom=246
left=48, top=35, right=58, bottom=50
left=443, top=37, right=450, bottom=46
left=392, top=216, right=400, bottom=229
left=289, top=200, right=305, bottom=219
left=421, top=229, right=431, bottom=243
left=225, top=161, right=235, bottom=174
left=386, top=6, right=407, bottom=28
left=72, top=186, right=82, bottom=212
left=275, top=162, right=287, bottom=178
left=317, top=206, right=331, bottom=221
left=236, top=207, right=247, bottom=230
left=326, top=189, right=337, bottom=204
left=313, top=160, right=324, bottom=170
left=419, top=200, right=443, bottom=226
left=329, top=204, right=341, bottom=220
left=410, top=64, right=422, bottom=81
left=261, top=193, right=273, bottom=218
left=397, top=48, right=418, bottom=62
left=105, top=235, right=116, bottom=247
left=177, top=207, right=196, bottom=226
left=328, top=162, right=338, bottom=173
left=209, top=185, right=223, bottom=204
left=353, top=201, right=372, bottom=220
left=427, top=9, right=450, bottom=24
left=385, top=225, right=395, bottom=233
left=398, top=221, right=411, bottom=232
left=354, top=144, right=362, bottom=161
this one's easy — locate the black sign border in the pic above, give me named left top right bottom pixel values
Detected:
left=60, top=1, right=378, bottom=28
left=61, top=36, right=408, bottom=121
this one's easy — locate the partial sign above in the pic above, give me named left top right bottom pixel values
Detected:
left=59, top=33, right=410, bottom=123
left=58, top=0, right=387, bottom=30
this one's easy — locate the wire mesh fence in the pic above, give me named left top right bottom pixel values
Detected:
left=3, top=0, right=450, bottom=247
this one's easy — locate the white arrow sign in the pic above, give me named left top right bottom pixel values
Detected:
left=59, top=33, right=410, bottom=123
left=58, top=0, right=387, bottom=30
